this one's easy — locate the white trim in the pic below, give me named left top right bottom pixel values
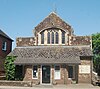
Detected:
left=41, top=65, right=52, bottom=84
left=16, top=45, right=91, bottom=48
left=2, top=41, right=7, bottom=51
left=79, top=65, right=90, bottom=74
left=39, top=44, right=66, bottom=46
left=54, top=65, right=61, bottom=80
left=32, top=65, right=38, bottom=79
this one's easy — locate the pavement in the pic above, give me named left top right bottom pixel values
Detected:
left=0, top=84, right=100, bottom=89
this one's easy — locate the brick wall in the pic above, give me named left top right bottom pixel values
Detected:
left=0, top=36, right=12, bottom=73
left=0, top=36, right=12, bottom=58
left=0, top=57, right=4, bottom=72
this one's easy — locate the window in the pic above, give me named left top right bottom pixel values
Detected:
left=55, top=32, right=59, bottom=44
left=41, top=31, right=44, bottom=44
left=68, top=66, right=74, bottom=78
left=40, top=29, right=66, bottom=45
left=47, top=32, right=50, bottom=44
left=54, top=65, right=60, bottom=79
left=2, top=41, right=7, bottom=51
left=33, top=66, right=38, bottom=79
left=47, top=29, right=59, bottom=44
left=52, top=32, right=54, bottom=44
left=62, top=31, right=65, bottom=44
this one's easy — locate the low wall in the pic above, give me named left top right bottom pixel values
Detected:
left=0, top=80, right=32, bottom=87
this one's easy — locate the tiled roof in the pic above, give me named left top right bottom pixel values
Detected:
left=0, top=29, right=13, bottom=41
left=8, top=46, right=93, bottom=64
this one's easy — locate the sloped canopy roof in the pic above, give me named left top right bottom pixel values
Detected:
left=0, top=29, right=13, bottom=41
left=8, top=46, right=93, bottom=64
left=34, top=12, right=73, bottom=35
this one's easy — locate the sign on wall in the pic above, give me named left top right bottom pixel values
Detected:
left=79, top=65, right=90, bottom=74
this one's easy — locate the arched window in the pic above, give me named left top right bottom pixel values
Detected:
left=41, top=31, right=44, bottom=44
left=62, top=31, right=65, bottom=44
left=55, top=32, right=59, bottom=44
left=47, top=32, right=50, bottom=44
left=52, top=32, right=54, bottom=44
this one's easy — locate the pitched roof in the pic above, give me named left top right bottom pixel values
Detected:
left=0, top=29, right=13, bottom=41
left=8, top=46, right=93, bottom=64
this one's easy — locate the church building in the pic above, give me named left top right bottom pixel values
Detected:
left=8, top=12, right=93, bottom=85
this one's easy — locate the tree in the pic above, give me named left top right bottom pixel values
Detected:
left=92, top=33, right=100, bottom=75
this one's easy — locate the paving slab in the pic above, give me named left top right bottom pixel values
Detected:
left=0, top=84, right=99, bottom=89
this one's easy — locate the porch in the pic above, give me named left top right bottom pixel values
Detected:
left=16, top=64, right=79, bottom=85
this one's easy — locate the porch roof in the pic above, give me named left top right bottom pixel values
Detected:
left=14, top=56, right=80, bottom=64
left=8, top=46, right=93, bottom=65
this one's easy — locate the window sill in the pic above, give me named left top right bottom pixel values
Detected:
left=54, top=79, right=61, bottom=80
left=2, top=49, right=7, bottom=52
left=32, top=78, right=38, bottom=79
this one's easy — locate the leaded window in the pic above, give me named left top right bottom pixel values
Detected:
left=41, top=31, right=44, bottom=44
left=51, top=32, right=54, bottom=44
left=47, top=32, right=50, bottom=44
left=55, top=32, right=59, bottom=44
left=62, top=31, right=65, bottom=44
left=40, top=29, right=66, bottom=45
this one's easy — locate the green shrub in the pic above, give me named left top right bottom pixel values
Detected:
left=4, top=56, right=16, bottom=80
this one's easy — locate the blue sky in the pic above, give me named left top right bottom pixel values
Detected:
left=0, top=0, right=100, bottom=49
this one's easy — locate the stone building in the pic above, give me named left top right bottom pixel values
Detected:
left=8, top=12, right=93, bottom=85
left=0, top=29, right=13, bottom=79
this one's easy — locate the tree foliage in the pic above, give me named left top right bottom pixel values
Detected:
left=92, top=33, right=100, bottom=75
left=4, top=56, right=16, bottom=80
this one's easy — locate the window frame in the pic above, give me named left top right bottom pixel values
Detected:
left=2, top=41, right=7, bottom=51
left=32, top=65, right=38, bottom=79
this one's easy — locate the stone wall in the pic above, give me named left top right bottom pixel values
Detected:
left=0, top=80, right=32, bottom=87
left=32, top=65, right=40, bottom=85
left=52, top=65, right=66, bottom=84
left=23, top=64, right=77, bottom=85
left=16, top=37, right=36, bottom=47
left=23, top=65, right=68, bottom=85
left=71, top=36, right=91, bottom=46
left=34, top=13, right=72, bottom=36
left=23, top=61, right=92, bottom=85
left=78, top=57, right=92, bottom=83
left=16, top=35, right=91, bottom=46
left=23, top=65, right=32, bottom=81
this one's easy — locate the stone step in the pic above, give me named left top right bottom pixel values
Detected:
left=0, top=76, right=6, bottom=80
